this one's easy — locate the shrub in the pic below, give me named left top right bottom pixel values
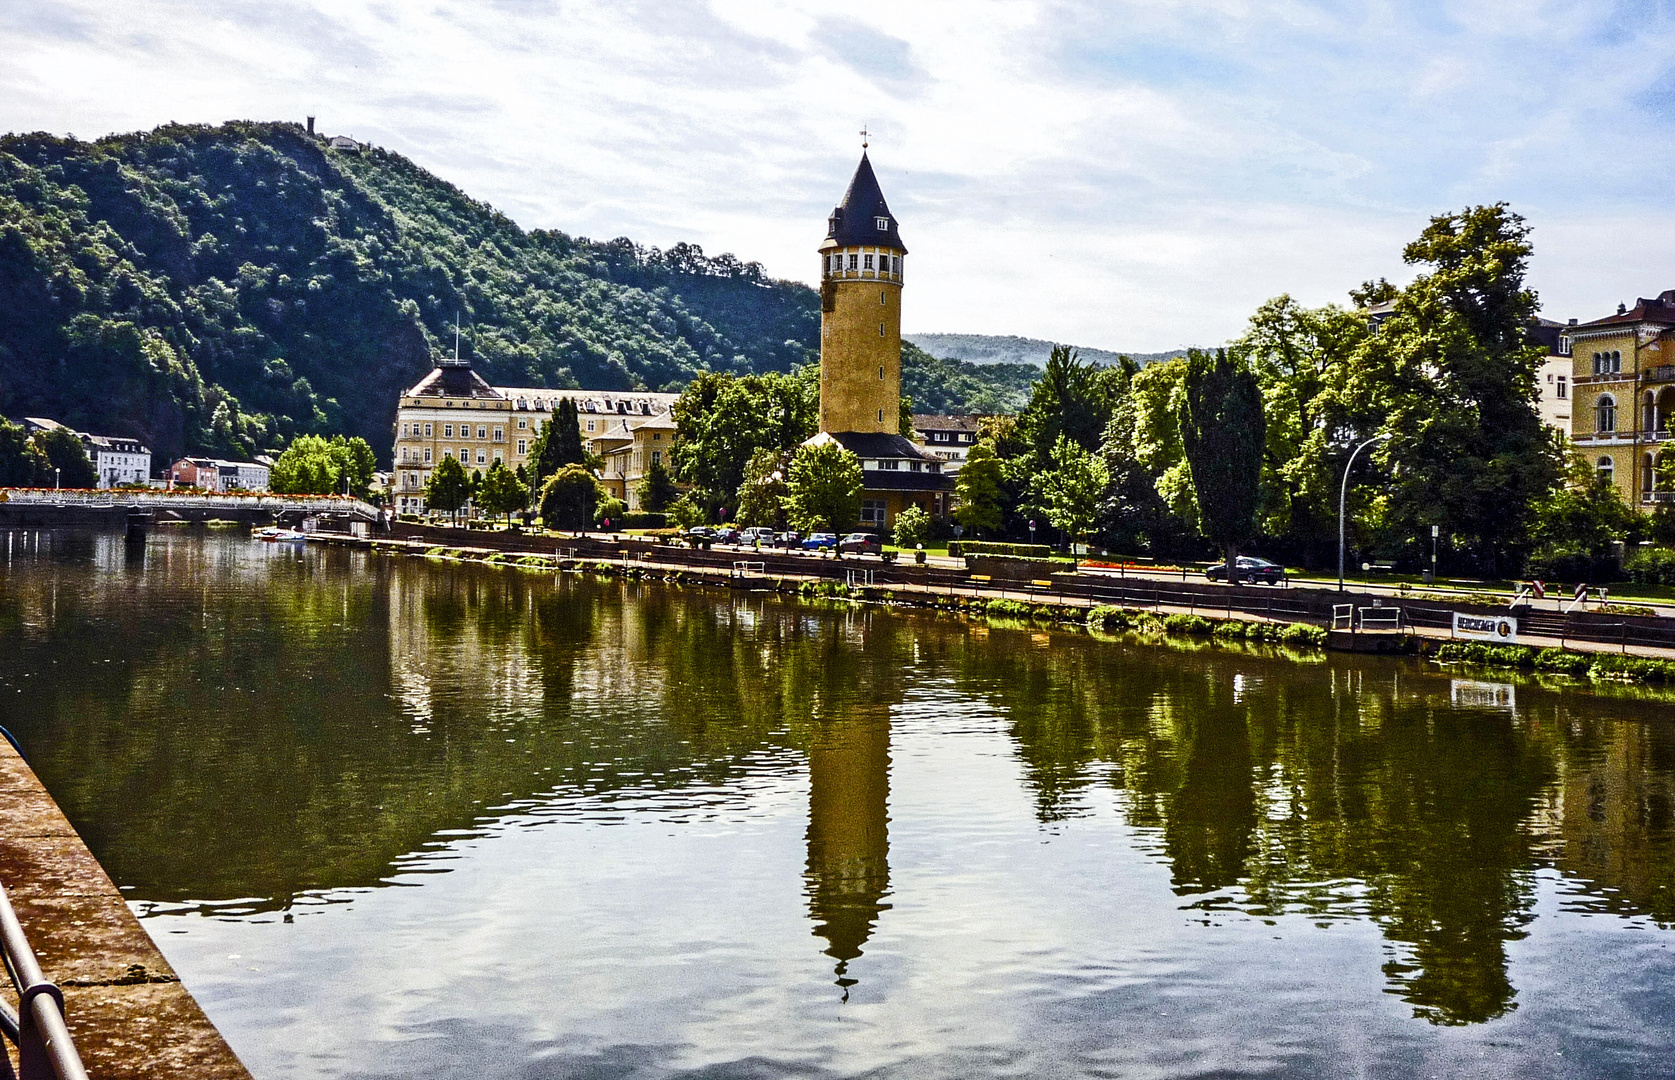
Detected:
left=620, top=512, right=668, bottom=530
left=1534, top=649, right=1592, bottom=676
left=1163, top=613, right=1213, bottom=636
left=1277, top=622, right=1326, bottom=647
left=893, top=505, right=931, bottom=549
left=1625, top=546, right=1675, bottom=585
left=1526, top=543, right=1619, bottom=584
left=1086, top=605, right=1128, bottom=630
left=984, top=598, right=1033, bottom=619
left=950, top=541, right=1054, bottom=558
left=1588, top=655, right=1675, bottom=683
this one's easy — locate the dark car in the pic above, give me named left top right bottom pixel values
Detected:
left=802, top=532, right=838, bottom=551
left=713, top=526, right=741, bottom=545
left=774, top=531, right=801, bottom=549
left=837, top=532, right=882, bottom=556
left=1206, top=556, right=1285, bottom=585
left=685, top=526, right=714, bottom=542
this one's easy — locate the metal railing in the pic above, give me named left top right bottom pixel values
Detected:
left=0, top=488, right=380, bottom=521
left=0, top=880, right=88, bottom=1080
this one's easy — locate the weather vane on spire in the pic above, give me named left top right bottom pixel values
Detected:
left=859, top=125, right=870, bottom=150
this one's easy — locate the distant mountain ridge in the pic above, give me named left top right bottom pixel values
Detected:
left=905, top=333, right=1189, bottom=368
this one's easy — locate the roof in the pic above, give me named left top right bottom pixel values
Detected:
left=823, top=152, right=906, bottom=253
left=911, top=413, right=982, bottom=432
left=1575, top=290, right=1675, bottom=330
left=172, top=457, right=266, bottom=470
left=809, top=430, right=939, bottom=462
left=405, top=365, right=503, bottom=400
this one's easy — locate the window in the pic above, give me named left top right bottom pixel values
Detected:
left=880, top=255, right=891, bottom=273
left=444, top=424, right=453, bottom=438
left=651, top=450, right=661, bottom=466
left=849, top=254, right=859, bottom=270
left=477, top=426, right=487, bottom=439
left=876, top=217, right=889, bottom=231
left=476, top=450, right=486, bottom=465
left=1598, top=456, right=1615, bottom=482
left=518, top=419, right=527, bottom=430
left=1597, top=394, right=1617, bottom=433
left=909, top=461, right=922, bottom=472
left=878, top=409, right=885, bottom=423
left=1559, top=335, right=1572, bottom=357
left=1615, top=350, right=1623, bottom=372
left=493, top=451, right=502, bottom=464
left=1557, top=375, right=1567, bottom=399
left=493, top=428, right=504, bottom=442
left=402, top=423, right=409, bottom=436
left=587, top=421, right=596, bottom=432
left=880, top=365, right=885, bottom=381
left=864, top=254, right=874, bottom=270
left=881, top=459, right=900, bottom=470
left=653, top=432, right=661, bottom=441
left=879, top=323, right=886, bottom=337
left=880, top=290, right=887, bottom=304
left=442, top=449, right=452, bottom=459
left=424, top=423, right=432, bottom=437
left=861, top=499, right=886, bottom=524
left=517, top=439, right=527, bottom=454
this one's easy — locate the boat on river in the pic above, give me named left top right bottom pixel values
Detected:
left=255, top=527, right=309, bottom=544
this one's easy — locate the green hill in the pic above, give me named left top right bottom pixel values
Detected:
left=0, top=121, right=1032, bottom=465
left=905, top=332, right=1187, bottom=368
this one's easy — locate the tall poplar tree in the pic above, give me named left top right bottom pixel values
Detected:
left=1180, top=349, right=1265, bottom=578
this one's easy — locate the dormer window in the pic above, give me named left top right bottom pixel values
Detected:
left=876, top=217, right=889, bottom=230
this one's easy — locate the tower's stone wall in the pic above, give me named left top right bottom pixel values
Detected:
left=820, top=256, right=903, bottom=434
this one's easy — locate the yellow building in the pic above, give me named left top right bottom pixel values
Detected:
left=390, top=356, right=676, bottom=514
left=1567, top=291, right=1675, bottom=509
left=592, top=410, right=678, bottom=509
left=809, top=151, right=951, bottom=529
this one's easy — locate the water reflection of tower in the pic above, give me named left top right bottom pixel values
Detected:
left=804, top=706, right=891, bottom=998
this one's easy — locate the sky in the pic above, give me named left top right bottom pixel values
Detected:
left=4, top=0, right=1675, bottom=352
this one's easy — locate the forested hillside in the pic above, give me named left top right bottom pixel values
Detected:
left=1, top=121, right=1030, bottom=465
left=905, top=333, right=1187, bottom=369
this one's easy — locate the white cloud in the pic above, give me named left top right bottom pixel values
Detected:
left=5, top=0, right=1675, bottom=350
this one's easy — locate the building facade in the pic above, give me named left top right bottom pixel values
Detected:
left=389, top=356, right=677, bottom=514
left=910, top=414, right=981, bottom=474
left=593, top=411, right=678, bottom=509
left=809, top=152, right=951, bottom=529
left=87, top=435, right=152, bottom=488
left=1567, top=291, right=1675, bottom=508
left=1529, top=317, right=1574, bottom=436
left=168, top=457, right=270, bottom=492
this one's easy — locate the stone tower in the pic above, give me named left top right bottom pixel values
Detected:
left=818, top=152, right=906, bottom=434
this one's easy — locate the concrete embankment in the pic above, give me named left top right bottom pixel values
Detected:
left=0, top=740, right=251, bottom=1079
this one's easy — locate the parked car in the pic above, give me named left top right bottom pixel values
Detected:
left=685, top=526, right=714, bottom=542
left=774, top=531, right=802, bottom=548
left=741, top=527, right=775, bottom=545
left=1205, top=556, right=1286, bottom=585
left=713, top=526, right=741, bottom=545
left=837, top=532, right=882, bottom=556
left=802, top=532, right=838, bottom=551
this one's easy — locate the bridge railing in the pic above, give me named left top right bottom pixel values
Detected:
left=0, top=488, right=379, bottom=519
left=0, top=879, right=88, bottom=1080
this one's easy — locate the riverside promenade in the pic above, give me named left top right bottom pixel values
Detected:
left=0, top=739, right=251, bottom=1079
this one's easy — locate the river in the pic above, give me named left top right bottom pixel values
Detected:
left=2, top=530, right=1673, bottom=1078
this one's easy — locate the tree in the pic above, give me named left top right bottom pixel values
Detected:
left=425, top=453, right=470, bottom=521
left=0, top=420, right=35, bottom=487
left=1181, top=349, right=1265, bottom=577
left=268, top=434, right=376, bottom=496
left=28, top=428, right=96, bottom=488
left=540, top=463, right=601, bottom=531
left=1327, top=204, right=1561, bottom=574
left=1525, top=454, right=1640, bottom=581
left=669, top=370, right=816, bottom=513
left=594, top=495, right=627, bottom=528
left=734, top=447, right=789, bottom=529
left=954, top=440, right=1005, bottom=536
left=528, top=398, right=586, bottom=488
left=1033, top=435, right=1110, bottom=552
left=636, top=459, right=679, bottom=512
left=476, top=460, right=529, bottom=524
left=1016, top=345, right=1123, bottom=463
left=784, top=439, right=862, bottom=534
left=892, top=504, right=931, bottom=548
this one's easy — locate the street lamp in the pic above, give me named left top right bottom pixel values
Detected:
left=1338, top=433, right=1390, bottom=592
left=54, top=467, right=60, bottom=492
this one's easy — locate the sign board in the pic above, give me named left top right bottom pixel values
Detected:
left=1453, top=612, right=1518, bottom=644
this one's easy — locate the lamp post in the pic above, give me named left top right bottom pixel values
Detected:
left=54, top=467, right=60, bottom=492
left=1338, top=433, right=1390, bottom=592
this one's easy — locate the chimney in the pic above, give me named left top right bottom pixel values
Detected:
left=1618, top=302, right=1628, bottom=315
left=306, top=116, right=315, bottom=136
left=1568, top=318, right=1577, bottom=325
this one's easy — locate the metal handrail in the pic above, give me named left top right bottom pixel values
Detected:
left=0, top=880, right=88, bottom=1080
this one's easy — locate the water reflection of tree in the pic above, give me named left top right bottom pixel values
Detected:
left=950, top=632, right=1652, bottom=1025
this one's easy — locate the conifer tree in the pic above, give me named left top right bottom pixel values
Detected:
left=1181, top=349, right=1265, bottom=580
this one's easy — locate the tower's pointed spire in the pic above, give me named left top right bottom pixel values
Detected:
left=826, top=152, right=905, bottom=253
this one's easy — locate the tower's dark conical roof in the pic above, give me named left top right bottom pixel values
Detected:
left=825, top=152, right=906, bottom=253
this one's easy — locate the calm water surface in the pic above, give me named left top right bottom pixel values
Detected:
left=3, top=531, right=1675, bottom=1078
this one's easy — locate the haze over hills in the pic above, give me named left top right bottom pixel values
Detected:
left=905, top=333, right=1190, bottom=368
left=0, top=121, right=1037, bottom=464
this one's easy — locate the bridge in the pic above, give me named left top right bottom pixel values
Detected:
left=0, top=489, right=383, bottom=528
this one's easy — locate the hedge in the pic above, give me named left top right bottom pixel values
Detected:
left=1432, top=641, right=1675, bottom=683
left=949, top=541, right=1055, bottom=558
